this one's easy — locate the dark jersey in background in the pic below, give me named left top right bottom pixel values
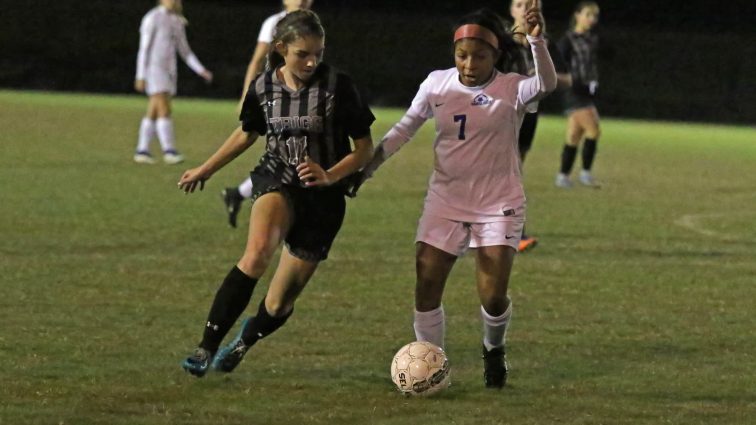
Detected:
left=557, top=30, right=599, bottom=98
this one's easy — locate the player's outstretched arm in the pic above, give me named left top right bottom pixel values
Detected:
left=177, top=127, right=259, bottom=193
left=241, top=42, right=270, bottom=104
left=297, top=136, right=373, bottom=187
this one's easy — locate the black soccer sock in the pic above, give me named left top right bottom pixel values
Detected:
left=560, top=145, right=578, bottom=175
left=199, top=266, right=258, bottom=353
left=240, top=298, right=293, bottom=346
left=582, top=138, right=598, bottom=171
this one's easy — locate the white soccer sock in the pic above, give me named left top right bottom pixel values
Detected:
left=238, top=177, right=254, bottom=199
left=156, top=117, right=177, bottom=153
left=481, top=299, right=512, bottom=352
left=136, top=117, right=156, bottom=153
left=414, top=305, right=445, bottom=349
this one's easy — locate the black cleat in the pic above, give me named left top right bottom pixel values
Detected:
left=221, top=188, right=243, bottom=228
left=482, top=345, right=508, bottom=388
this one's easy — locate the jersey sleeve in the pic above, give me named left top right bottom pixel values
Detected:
left=175, top=21, right=207, bottom=75
left=258, top=14, right=279, bottom=43
left=335, top=74, right=376, bottom=140
left=239, top=83, right=267, bottom=135
left=556, top=35, right=573, bottom=70
left=516, top=35, right=557, bottom=111
left=548, top=40, right=569, bottom=74
left=361, top=75, right=433, bottom=177
left=135, top=13, right=156, bottom=80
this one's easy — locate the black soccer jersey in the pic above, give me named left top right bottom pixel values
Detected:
left=239, top=63, right=375, bottom=188
left=557, top=30, right=599, bottom=96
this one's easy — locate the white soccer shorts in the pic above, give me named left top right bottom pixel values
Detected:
left=415, top=213, right=524, bottom=256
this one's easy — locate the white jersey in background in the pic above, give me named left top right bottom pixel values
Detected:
left=135, top=6, right=207, bottom=95
left=368, top=35, right=557, bottom=224
left=258, top=11, right=287, bottom=43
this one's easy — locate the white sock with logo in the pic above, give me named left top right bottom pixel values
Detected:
left=137, top=117, right=156, bottom=153
left=414, top=305, right=445, bottom=349
left=238, top=177, right=254, bottom=199
left=481, top=298, right=512, bottom=351
left=156, top=117, right=177, bottom=153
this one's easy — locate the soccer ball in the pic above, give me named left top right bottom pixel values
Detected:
left=390, top=341, right=450, bottom=396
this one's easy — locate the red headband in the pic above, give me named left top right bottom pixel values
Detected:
left=454, top=24, right=499, bottom=49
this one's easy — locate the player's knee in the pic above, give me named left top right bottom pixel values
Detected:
left=567, top=128, right=583, bottom=145
left=240, top=244, right=275, bottom=275
left=586, top=127, right=601, bottom=140
left=264, top=297, right=293, bottom=318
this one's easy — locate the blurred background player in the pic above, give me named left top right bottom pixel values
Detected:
left=178, top=10, right=375, bottom=377
left=133, top=0, right=213, bottom=165
left=555, top=1, right=601, bottom=188
left=221, top=0, right=315, bottom=227
left=361, top=3, right=555, bottom=388
left=508, top=0, right=571, bottom=252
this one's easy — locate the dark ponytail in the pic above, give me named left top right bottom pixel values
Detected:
left=454, top=8, right=525, bottom=74
left=267, top=10, right=325, bottom=70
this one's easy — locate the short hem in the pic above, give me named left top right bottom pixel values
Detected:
left=285, top=243, right=327, bottom=262
left=415, top=237, right=464, bottom=257
left=469, top=240, right=520, bottom=251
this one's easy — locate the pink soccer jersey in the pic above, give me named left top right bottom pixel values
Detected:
left=368, top=36, right=557, bottom=223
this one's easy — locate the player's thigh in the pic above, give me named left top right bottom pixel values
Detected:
left=573, top=107, right=599, bottom=138
left=239, top=192, right=292, bottom=272
left=264, top=247, right=319, bottom=316
left=566, top=112, right=584, bottom=146
left=152, top=93, right=172, bottom=117
left=582, top=106, right=601, bottom=138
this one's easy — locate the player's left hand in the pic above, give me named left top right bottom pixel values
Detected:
left=297, top=157, right=333, bottom=187
left=201, top=70, right=214, bottom=84
left=178, top=166, right=211, bottom=193
left=524, top=0, right=544, bottom=37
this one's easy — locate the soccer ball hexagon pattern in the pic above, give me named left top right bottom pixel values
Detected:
left=390, top=341, right=450, bottom=396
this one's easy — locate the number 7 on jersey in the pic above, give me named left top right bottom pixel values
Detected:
left=453, top=114, right=467, bottom=140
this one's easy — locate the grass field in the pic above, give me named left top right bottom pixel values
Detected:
left=1, top=90, right=755, bottom=424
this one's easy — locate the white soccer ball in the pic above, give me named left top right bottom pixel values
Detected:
left=390, top=341, right=450, bottom=396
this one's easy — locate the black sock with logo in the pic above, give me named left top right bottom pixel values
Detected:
left=199, top=266, right=258, bottom=353
left=240, top=298, right=294, bottom=346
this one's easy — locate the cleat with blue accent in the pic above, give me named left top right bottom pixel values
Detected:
left=182, top=347, right=214, bottom=377
left=213, top=317, right=253, bottom=373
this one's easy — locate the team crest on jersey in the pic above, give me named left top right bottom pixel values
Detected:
left=471, top=93, right=493, bottom=106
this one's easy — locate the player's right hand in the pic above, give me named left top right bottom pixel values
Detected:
left=178, top=167, right=210, bottom=194
left=134, top=79, right=145, bottom=93
left=201, top=70, right=214, bottom=84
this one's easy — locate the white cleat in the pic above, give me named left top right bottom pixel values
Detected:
left=555, top=173, right=573, bottom=188
left=133, top=152, right=157, bottom=164
left=579, top=170, right=601, bottom=188
left=163, top=151, right=185, bottom=165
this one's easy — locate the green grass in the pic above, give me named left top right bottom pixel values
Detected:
left=1, top=90, right=755, bottom=424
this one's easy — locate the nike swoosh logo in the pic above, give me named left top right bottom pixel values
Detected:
left=435, top=103, right=444, bottom=107
left=505, top=235, right=516, bottom=240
